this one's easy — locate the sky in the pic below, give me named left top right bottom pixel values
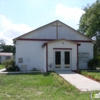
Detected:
left=0, top=0, right=96, bottom=45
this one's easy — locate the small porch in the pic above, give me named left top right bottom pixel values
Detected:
left=42, top=39, right=80, bottom=72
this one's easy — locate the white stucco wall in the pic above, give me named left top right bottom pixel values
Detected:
left=78, top=42, right=94, bottom=69
left=15, top=40, right=47, bottom=71
left=47, top=40, right=77, bottom=71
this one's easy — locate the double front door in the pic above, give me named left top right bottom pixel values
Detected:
left=54, top=50, right=71, bottom=70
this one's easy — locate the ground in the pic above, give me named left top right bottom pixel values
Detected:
left=79, top=70, right=100, bottom=82
left=0, top=72, right=97, bottom=100
left=0, top=64, right=4, bottom=69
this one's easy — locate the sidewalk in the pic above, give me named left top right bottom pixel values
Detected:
left=0, top=68, right=6, bottom=72
left=56, top=71, right=100, bottom=91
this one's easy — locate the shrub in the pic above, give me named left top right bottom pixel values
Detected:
left=81, top=70, right=88, bottom=75
left=32, top=68, right=37, bottom=71
left=2, top=59, right=20, bottom=71
left=97, top=56, right=100, bottom=66
left=88, top=57, right=100, bottom=70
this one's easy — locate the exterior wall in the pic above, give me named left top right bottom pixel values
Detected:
left=15, top=40, right=47, bottom=71
left=21, top=21, right=89, bottom=41
left=15, top=40, right=93, bottom=71
left=22, top=23, right=56, bottom=39
left=47, top=40, right=77, bottom=71
left=58, top=22, right=89, bottom=40
left=15, top=21, right=94, bottom=71
left=0, top=56, right=13, bottom=63
left=78, top=42, right=94, bottom=69
left=0, top=56, right=5, bottom=63
left=43, top=46, right=46, bottom=72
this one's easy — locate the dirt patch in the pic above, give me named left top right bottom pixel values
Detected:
left=36, top=91, right=43, bottom=95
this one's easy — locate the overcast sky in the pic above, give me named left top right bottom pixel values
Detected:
left=0, top=0, right=96, bottom=45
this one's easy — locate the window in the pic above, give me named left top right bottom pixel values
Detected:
left=65, top=51, right=70, bottom=64
left=55, top=51, right=61, bottom=65
left=18, top=58, right=23, bottom=63
left=6, top=56, right=11, bottom=60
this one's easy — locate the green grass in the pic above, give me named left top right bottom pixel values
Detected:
left=79, top=70, right=100, bottom=81
left=0, top=64, right=4, bottom=69
left=0, top=72, right=94, bottom=100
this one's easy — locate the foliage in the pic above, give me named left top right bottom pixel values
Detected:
left=0, top=39, right=15, bottom=54
left=79, top=70, right=100, bottom=81
left=78, top=0, right=100, bottom=56
left=78, top=0, right=100, bottom=37
left=1, top=45, right=15, bottom=55
left=0, top=72, right=91, bottom=100
left=2, top=59, right=20, bottom=71
left=51, top=72, right=76, bottom=91
left=0, top=39, right=5, bottom=45
left=0, top=39, right=5, bottom=52
left=0, top=64, right=4, bottom=69
left=32, top=68, right=38, bottom=71
left=88, top=57, right=100, bottom=69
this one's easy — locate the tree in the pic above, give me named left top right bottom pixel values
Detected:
left=1, top=45, right=15, bottom=55
left=78, top=0, right=100, bottom=56
left=0, top=39, right=15, bottom=54
left=0, top=39, right=5, bottom=45
left=0, top=39, right=5, bottom=51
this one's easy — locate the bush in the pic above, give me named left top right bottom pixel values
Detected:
left=88, top=57, right=100, bottom=70
left=2, top=59, right=20, bottom=71
left=98, top=56, right=100, bottom=65
left=80, top=70, right=88, bottom=75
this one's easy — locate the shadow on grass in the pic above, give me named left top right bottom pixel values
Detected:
left=5, top=71, right=54, bottom=77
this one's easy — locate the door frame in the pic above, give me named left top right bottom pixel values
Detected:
left=53, top=48, right=72, bottom=71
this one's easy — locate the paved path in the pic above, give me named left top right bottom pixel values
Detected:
left=0, top=68, right=6, bottom=72
left=56, top=71, right=100, bottom=91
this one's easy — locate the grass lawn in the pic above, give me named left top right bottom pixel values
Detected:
left=79, top=70, right=100, bottom=81
left=0, top=64, right=5, bottom=69
left=0, top=72, right=94, bottom=100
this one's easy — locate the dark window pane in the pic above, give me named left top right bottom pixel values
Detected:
left=65, top=52, right=70, bottom=64
left=55, top=51, right=61, bottom=65
left=6, top=56, right=11, bottom=60
left=18, top=58, right=23, bottom=63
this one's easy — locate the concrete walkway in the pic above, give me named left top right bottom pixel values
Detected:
left=0, top=68, right=6, bottom=72
left=56, top=71, right=100, bottom=91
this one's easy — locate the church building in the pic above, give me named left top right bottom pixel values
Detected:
left=13, top=20, right=93, bottom=72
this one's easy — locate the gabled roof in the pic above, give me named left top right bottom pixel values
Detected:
left=42, top=39, right=81, bottom=47
left=13, top=20, right=92, bottom=41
